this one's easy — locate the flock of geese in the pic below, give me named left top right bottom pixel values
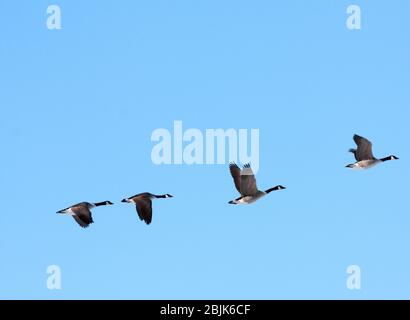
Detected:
left=57, top=134, right=399, bottom=228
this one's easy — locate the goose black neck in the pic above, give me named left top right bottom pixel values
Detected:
left=380, top=156, right=395, bottom=162
left=265, top=185, right=285, bottom=193
left=94, top=201, right=109, bottom=207
left=265, top=187, right=278, bottom=194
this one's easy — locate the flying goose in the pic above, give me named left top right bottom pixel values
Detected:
left=228, top=163, right=285, bottom=205
left=56, top=201, right=113, bottom=228
left=346, top=134, right=399, bottom=169
left=121, top=193, right=173, bottom=225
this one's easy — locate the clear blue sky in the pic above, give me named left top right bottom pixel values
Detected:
left=0, top=1, right=409, bottom=299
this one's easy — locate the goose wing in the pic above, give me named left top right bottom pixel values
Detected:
left=134, top=197, right=153, bottom=225
left=71, top=205, right=93, bottom=228
left=128, top=192, right=152, bottom=200
left=240, top=164, right=258, bottom=196
left=349, top=149, right=359, bottom=161
left=229, top=162, right=242, bottom=193
left=353, top=134, right=375, bottom=161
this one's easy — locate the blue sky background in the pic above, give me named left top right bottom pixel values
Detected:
left=0, top=1, right=409, bottom=299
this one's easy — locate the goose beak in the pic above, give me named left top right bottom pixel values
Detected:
left=121, top=199, right=127, bottom=203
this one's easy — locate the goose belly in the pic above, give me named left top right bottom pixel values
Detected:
left=355, top=160, right=381, bottom=169
left=240, top=194, right=265, bottom=204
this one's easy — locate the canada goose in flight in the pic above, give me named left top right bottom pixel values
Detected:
left=121, top=193, right=173, bottom=225
left=228, top=163, right=285, bottom=205
left=346, top=134, right=399, bottom=169
left=56, top=201, right=113, bottom=228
